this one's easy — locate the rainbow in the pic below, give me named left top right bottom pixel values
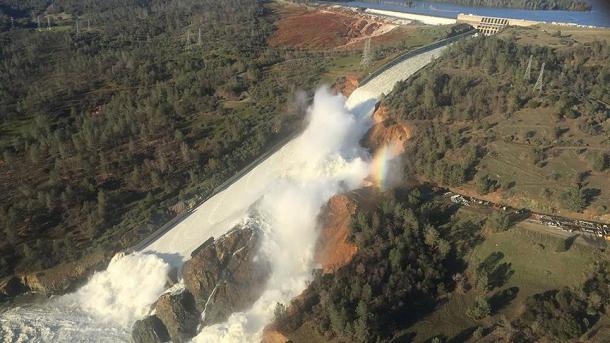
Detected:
left=371, top=145, right=393, bottom=191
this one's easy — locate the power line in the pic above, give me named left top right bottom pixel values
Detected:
left=361, top=38, right=372, bottom=67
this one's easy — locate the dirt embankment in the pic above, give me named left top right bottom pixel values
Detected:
left=333, top=74, right=360, bottom=97
left=313, top=105, right=411, bottom=274
left=269, top=6, right=398, bottom=50
left=363, top=104, right=412, bottom=154
left=314, top=194, right=358, bottom=274
left=261, top=327, right=290, bottom=343
left=0, top=248, right=114, bottom=301
left=363, top=106, right=412, bottom=154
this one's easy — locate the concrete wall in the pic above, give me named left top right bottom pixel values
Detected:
left=457, top=13, right=540, bottom=35
left=365, top=8, right=457, bottom=26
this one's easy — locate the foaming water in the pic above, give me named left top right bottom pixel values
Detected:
left=0, top=253, right=168, bottom=342
left=71, top=252, right=170, bottom=326
left=0, top=44, right=448, bottom=342
left=194, top=88, right=373, bottom=342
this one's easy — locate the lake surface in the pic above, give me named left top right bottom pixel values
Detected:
left=343, top=0, right=610, bottom=27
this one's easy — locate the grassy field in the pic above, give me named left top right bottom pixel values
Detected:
left=454, top=101, right=610, bottom=222
left=406, top=208, right=608, bottom=342
left=322, top=24, right=460, bottom=83
left=402, top=26, right=610, bottom=224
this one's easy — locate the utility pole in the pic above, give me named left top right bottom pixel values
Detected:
left=37, top=16, right=41, bottom=31
left=87, top=18, right=90, bottom=31
left=47, top=16, right=51, bottom=31
left=10, top=17, right=14, bottom=30
left=186, top=30, right=191, bottom=50
left=76, top=17, right=80, bottom=36
left=524, top=55, right=532, bottom=81
left=534, top=62, right=545, bottom=92
left=198, top=28, right=202, bottom=46
left=361, top=37, right=372, bottom=67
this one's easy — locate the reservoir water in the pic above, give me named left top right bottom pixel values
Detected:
left=344, top=0, right=610, bottom=27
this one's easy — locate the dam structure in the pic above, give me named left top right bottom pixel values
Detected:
left=0, top=36, right=465, bottom=342
left=457, top=13, right=540, bottom=35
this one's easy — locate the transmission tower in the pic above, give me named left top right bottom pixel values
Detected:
left=524, top=55, right=533, bottom=81
left=534, top=62, right=545, bottom=92
left=361, top=37, right=372, bottom=67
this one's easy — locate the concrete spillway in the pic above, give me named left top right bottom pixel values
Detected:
left=143, top=43, right=450, bottom=261
left=0, top=42, right=453, bottom=343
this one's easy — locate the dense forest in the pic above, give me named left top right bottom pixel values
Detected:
left=275, top=189, right=481, bottom=341
left=384, top=31, right=610, bottom=216
left=277, top=189, right=610, bottom=342
left=0, top=0, right=324, bottom=280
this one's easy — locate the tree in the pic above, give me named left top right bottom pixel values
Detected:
left=273, top=302, right=287, bottom=322
left=97, top=190, right=107, bottom=219
left=591, top=152, right=608, bottom=172
left=561, top=187, right=587, bottom=212
left=486, top=211, right=511, bottom=232
left=475, top=174, right=497, bottom=194
left=467, top=296, right=491, bottom=319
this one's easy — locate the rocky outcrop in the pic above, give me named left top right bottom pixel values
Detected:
left=0, top=276, right=29, bottom=300
left=155, top=290, right=200, bottom=343
left=132, top=315, right=170, bottom=343
left=333, top=74, right=359, bottom=97
left=183, top=226, right=271, bottom=326
left=363, top=105, right=411, bottom=153
left=19, top=251, right=110, bottom=296
left=132, top=225, right=270, bottom=342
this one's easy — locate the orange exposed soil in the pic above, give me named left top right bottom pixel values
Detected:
left=261, top=327, right=290, bottom=343
left=269, top=6, right=398, bottom=50
left=315, top=194, right=358, bottom=273
left=364, top=105, right=412, bottom=154
left=314, top=188, right=380, bottom=273
left=333, top=73, right=360, bottom=97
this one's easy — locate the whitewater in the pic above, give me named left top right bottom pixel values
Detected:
left=0, top=44, right=449, bottom=343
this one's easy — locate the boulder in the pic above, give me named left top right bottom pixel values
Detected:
left=0, top=276, right=29, bottom=299
left=132, top=315, right=170, bottom=343
left=182, top=226, right=271, bottom=326
left=155, top=290, right=200, bottom=343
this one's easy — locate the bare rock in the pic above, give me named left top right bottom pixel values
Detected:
left=132, top=315, right=170, bottom=343
left=182, top=226, right=271, bottom=327
left=155, top=290, right=200, bottom=343
left=0, top=276, right=29, bottom=299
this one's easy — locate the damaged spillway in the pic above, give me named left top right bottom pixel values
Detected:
left=0, top=43, right=452, bottom=343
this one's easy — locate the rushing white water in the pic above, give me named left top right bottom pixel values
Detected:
left=0, top=44, right=450, bottom=343
left=0, top=253, right=168, bottom=342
